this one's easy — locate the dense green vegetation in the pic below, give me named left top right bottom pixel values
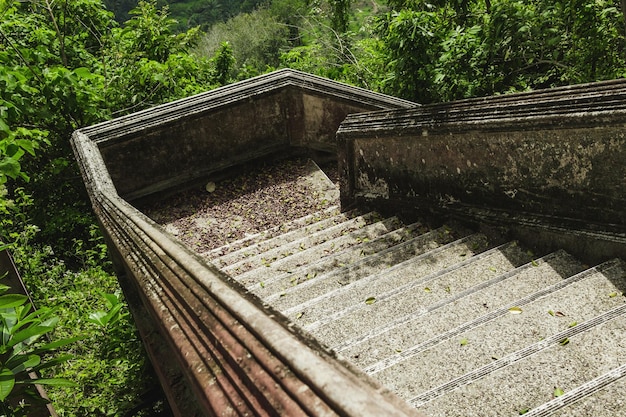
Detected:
left=1, top=0, right=625, bottom=415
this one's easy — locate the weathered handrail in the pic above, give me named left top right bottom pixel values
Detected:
left=73, top=130, right=423, bottom=416
left=72, top=70, right=422, bottom=416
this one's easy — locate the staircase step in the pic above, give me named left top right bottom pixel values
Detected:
left=371, top=258, right=626, bottom=404
left=254, top=225, right=462, bottom=303
left=524, top=364, right=626, bottom=416
left=203, top=205, right=342, bottom=259
left=414, top=302, right=626, bottom=417
left=212, top=209, right=361, bottom=267
left=278, top=233, right=491, bottom=323
left=338, top=250, right=585, bottom=367
left=249, top=221, right=443, bottom=297
left=229, top=214, right=404, bottom=285
left=222, top=211, right=386, bottom=276
left=298, top=240, right=532, bottom=347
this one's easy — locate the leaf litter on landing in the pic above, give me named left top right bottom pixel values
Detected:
left=142, top=158, right=340, bottom=253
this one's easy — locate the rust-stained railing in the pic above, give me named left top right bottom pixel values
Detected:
left=72, top=70, right=422, bottom=416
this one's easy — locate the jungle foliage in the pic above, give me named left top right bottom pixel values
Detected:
left=1, top=0, right=626, bottom=415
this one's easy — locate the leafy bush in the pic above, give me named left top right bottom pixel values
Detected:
left=0, top=277, right=78, bottom=417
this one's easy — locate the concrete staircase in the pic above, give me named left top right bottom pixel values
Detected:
left=203, top=171, right=626, bottom=416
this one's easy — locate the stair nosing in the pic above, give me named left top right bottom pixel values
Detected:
left=520, top=363, right=626, bottom=417
left=294, top=236, right=501, bottom=328
left=365, top=254, right=618, bottom=376
left=409, top=302, right=626, bottom=408
left=228, top=213, right=399, bottom=278
left=203, top=205, right=341, bottom=259
left=215, top=209, right=359, bottom=266
left=257, top=224, right=451, bottom=300
left=334, top=250, right=575, bottom=353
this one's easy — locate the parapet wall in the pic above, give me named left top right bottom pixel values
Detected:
left=80, top=69, right=414, bottom=201
left=72, top=70, right=421, bottom=417
left=338, top=79, right=626, bottom=262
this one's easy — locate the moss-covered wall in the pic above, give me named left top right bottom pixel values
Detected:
left=338, top=79, right=626, bottom=260
left=81, top=70, right=414, bottom=200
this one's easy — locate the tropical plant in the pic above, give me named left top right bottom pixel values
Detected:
left=0, top=278, right=78, bottom=416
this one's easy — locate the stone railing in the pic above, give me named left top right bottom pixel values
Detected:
left=72, top=70, right=421, bottom=416
left=80, top=69, right=415, bottom=201
left=338, top=79, right=626, bottom=264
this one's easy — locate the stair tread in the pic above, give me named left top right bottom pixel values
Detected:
left=531, top=364, right=626, bottom=417
left=415, top=303, right=626, bottom=417
left=249, top=221, right=437, bottom=297
left=204, top=205, right=341, bottom=259
left=213, top=209, right=360, bottom=267
left=258, top=225, right=462, bottom=307
left=302, top=240, right=531, bottom=347
left=338, top=250, right=584, bottom=367
left=223, top=211, right=387, bottom=276
left=230, top=215, right=404, bottom=284
left=372, top=258, right=626, bottom=401
left=279, top=233, right=490, bottom=320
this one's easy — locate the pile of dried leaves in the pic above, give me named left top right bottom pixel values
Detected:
left=143, top=158, right=339, bottom=253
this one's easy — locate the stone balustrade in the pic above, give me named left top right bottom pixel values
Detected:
left=338, top=78, right=626, bottom=263
left=72, top=70, right=420, bottom=416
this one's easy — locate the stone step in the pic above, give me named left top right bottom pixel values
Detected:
left=277, top=233, right=492, bottom=322
left=249, top=221, right=444, bottom=298
left=212, top=209, right=362, bottom=268
left=414, top=301, right=626, bottom=417
left=253, top=224, right=464, bottom=302
left=524, top=363, right=626, bottom=417
left=299, top=240, right=533, bottom=347
left=223, top=211, right=387, bottom=276
left=229, top=215, right=405, bottom=287
left=338, top=250, right=585, bottom=367
left=382, top=261, right=626, bottom=415
left=203, top=205, right=342, bottom=259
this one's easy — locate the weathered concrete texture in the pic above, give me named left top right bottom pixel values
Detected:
left=72, top=72, right=426, bottom=417
left=83, top=69, right=415, bottom=200
left=205, top=195, right=626, bottom=417
left=337, top=78, right=626, bottom=262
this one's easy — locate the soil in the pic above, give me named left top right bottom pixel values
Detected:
left=142, top=158, right=340, bottom=254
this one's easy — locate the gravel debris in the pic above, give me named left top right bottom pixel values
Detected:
left=142, top=158, right=340, bottom=253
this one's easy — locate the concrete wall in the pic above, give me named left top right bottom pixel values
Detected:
left=338, top=79, right=626, bottom=261
left=80, top=69, right=415, bottom=201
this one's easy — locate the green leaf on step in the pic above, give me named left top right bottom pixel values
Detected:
left=609, top=292, right=619, bottom=298
left=395, top=348, right=402, bottom=353
left=559, top=338, right=570, bottom=346
left=531, top=260, right=539, bottom=267
left=365, top=297, right=376, bottom=305
left=459, top=253, right=467, bottom=257
left=508, top=306, right=523, bottom=314
left=295, top=312, right=304, bottom=319
left=299, top=243, right=306, bottom=250
left=548, top=310, right=555, bottom=316
left=568, top=321, right=577, bottom=328
left=554, top=387, right=564, bottom=397
left=519, top=408, right=530, bottom=415
left=259, top=281, right=265, bottom=288
left=445, top=286, right=451, bottom=293
left=424, top=287, right=431, bottom=293
left=279, top=291, right=286, bottom=298
left=489, top=266, right=497, bottom=272
left=460, top=338, right=468, bottom=346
